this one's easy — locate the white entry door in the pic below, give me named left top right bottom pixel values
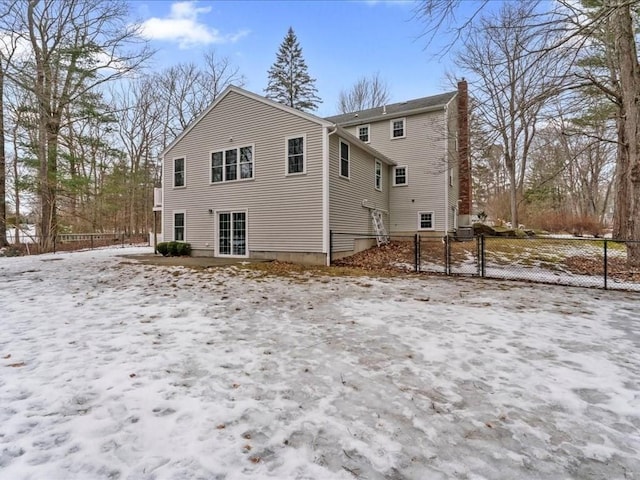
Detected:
left=218, top=211, right=247, bottom=257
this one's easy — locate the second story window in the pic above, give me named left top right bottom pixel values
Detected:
left=358, top=125, right=370, bottom=143
left=375, top=159, right=382, bottom=191
left=391, top=118, right=406, bottom=139
left=211, top=146, right=254, bottom=183
left=340, top=140, right=350, bottom=179
left=287, top=136, right=305, bottom=174
left=393, top=165, right=408, bottom=186
left=174, top=157, right=185, bottom=187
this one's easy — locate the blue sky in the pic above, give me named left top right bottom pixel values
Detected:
left=131, top=0, right=464, bottom=117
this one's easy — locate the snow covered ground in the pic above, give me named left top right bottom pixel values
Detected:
left=1, top=246, right=639, bottom=479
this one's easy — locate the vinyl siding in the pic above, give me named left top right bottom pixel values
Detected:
left=162, top=91, right=324, bottom=254
left=351, top=110, right=449, bottom=234
left=329, top=135, right=390, bottom=252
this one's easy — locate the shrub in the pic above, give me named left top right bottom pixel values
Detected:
left=157, top=241, right=191, bottom=257
left=157, top=242, right=170, bottom=256
left=0, top=245, right=23, bottom=257
left=175, top=242, right=191, bottom=256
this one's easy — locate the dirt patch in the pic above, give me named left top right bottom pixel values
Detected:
left=564, top=256, right=640, bottom=283
left=118, top=253, right=269, bottom=268
left=333, top=241, right=416, bottom=272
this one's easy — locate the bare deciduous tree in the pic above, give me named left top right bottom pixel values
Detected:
left=3, top=0, right=152, bottom=250
left=455, top=1, right=569, bottom=228
left=337, top=73, right=390, bottom=113
left=156, top=50, right=244, bottom=150
left=418, top=0, right=640, bottom=265
left=0, top=1, right=21, bottom=247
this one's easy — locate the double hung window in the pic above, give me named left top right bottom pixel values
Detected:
left=174, top=212, right=185, bottom=241
left=174, top=158, right=185, bottom=187
left=418, top=212, right=434, bottom=230
left=391, top=118, right=406, bottom=139
left=211, top=146, right=253, bottom=183
left=393, top=166, right=408, bottom=186
left=287, top=136, right=305, bottom=174
left=358, top=125, right=370, bottom=143
left=339, top=140, right=350, bottom=179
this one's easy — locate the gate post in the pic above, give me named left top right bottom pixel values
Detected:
left=444, top=235, right=450, bottom=275
left=414, top=234, right=419, bottom=273
left=476, top=235, right=481, bottom=276
left=481, top=235, right=486, bottom=277
left=604, top=240, right=608, bottom=290
left=329, top=230, right=333, bottom=265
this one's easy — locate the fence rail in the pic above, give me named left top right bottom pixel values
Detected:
left=5, top=232, right=148, bottom=255
left=331, top=231, right=640, bottom=292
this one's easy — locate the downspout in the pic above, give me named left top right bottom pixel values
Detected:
left=443, top=105, right=450, bottom=234
left=323, top=125, right=338, bottom=266
left=161, top=157, right=165, bottom=245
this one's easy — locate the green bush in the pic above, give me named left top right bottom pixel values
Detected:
left=156, top=241, right=191, bottom=257
left=157, top=242, right=170, bottom=256
left=175, top=242, right=191, bottom=256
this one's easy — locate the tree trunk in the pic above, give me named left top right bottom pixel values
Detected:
left=612, top=114, right=629, bottom=239
left=612, top=1, right=640, bottom=266
left=11, top=123, right=21, bottom=245
left=0, top=59, right=7, bottom=247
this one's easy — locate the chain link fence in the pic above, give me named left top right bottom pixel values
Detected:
left=331, top=231, right=640, bottom=291
left=4, top=233, right=148, bottom=255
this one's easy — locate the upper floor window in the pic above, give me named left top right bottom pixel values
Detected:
left=375, top=159, right=382, bottom=191
left=391, top=118, right=406, bottom=139
left=174, top=212, right=185, bottom=241
left=393, top=165, right=408, bottom=186
left=339, top=140, right=350, bottom=179
left=286, top=135, right=305, bottom=175
left=358, top=125, right=370, bottom=143
left=418, top=211, right=434, bottom=230
left=174, top=157, right=185, bottom=187
left=211, top=145, right=254, bottom=183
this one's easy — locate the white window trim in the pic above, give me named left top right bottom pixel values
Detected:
left=357, top=124, right=370, bottom=143
left=215, top=209, right=249, bottom=258
left=390, top=117, right=406, bottom=140
left=417, top=211, right=435, bottom=231
left=173, top=210, right=186, bottom=241
left=285, top=134, right=307, bottom=176
left=339, top=138, right=350, bottom=180
left=173, top=157, right=186, bottom=189
left=210, top=144, right=255, bottom=184
left=374, top=159, right=382, bottom=191
left=392, top=165, right=408, bottom=187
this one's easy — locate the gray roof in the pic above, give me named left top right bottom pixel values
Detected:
left=325, top=91, right=457, bottom=126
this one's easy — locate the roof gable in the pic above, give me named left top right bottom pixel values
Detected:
left=161, top=86, right=333, bottom=158
left=325, top=91, right=457, bottom=127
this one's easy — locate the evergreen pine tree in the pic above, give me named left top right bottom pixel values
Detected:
left=265, top=27, right=321, bottom=111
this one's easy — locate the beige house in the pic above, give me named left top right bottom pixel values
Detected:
left=326, top=80, right=471, bottom=236
left=157, top=83, right=470, bottom=265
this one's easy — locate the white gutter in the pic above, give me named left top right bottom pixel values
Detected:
left=323, top=125, right=338, bottom=266
left=161, top=157, right=165, bottom=242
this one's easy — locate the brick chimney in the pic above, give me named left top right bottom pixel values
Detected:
left=457, top=79, right=472, bottom=222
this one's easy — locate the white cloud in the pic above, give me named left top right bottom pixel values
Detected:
left=140, top=1, right=249, bottom=49
left=0, top=33, right=31, bottom=61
